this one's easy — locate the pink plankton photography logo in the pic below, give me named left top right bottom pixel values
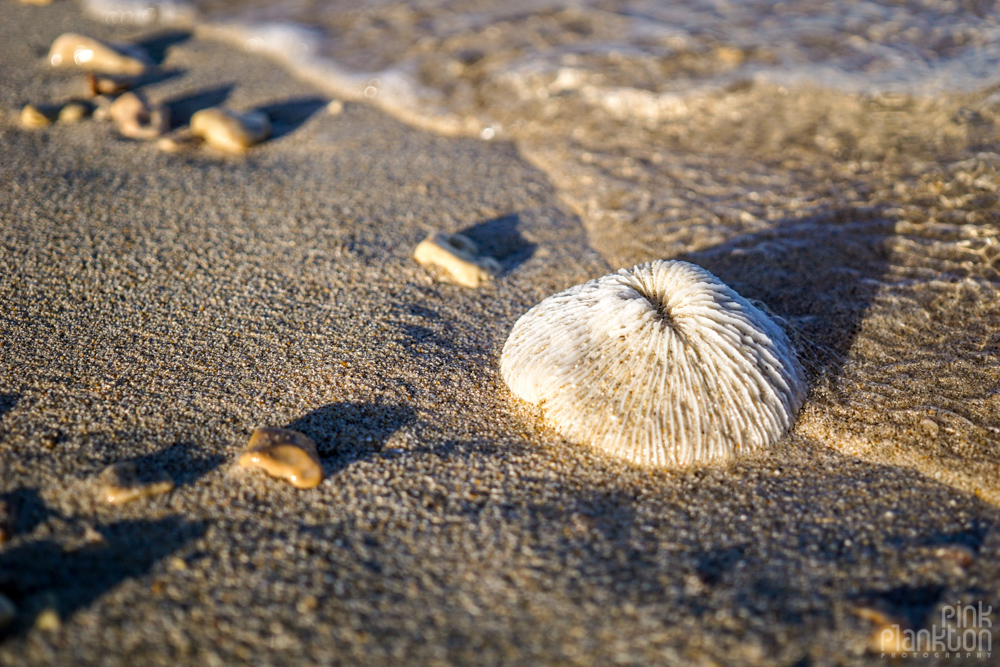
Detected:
left=880, top=602, right=993, bottom=660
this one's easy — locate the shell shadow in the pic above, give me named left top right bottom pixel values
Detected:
left=0, top=514, right=204, bottom=639
left=164, top=83, right=235, bottom=127
left=254, top=97, right=328, bottom=140
left=458, top=213, right=536, bottom=273
left=285, top=402, right=417, bottom=476
left=133, top=30, right=191, bottom=66
left=100, top=441, right=226, bottom=487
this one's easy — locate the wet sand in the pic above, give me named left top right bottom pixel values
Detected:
left=1, top=2, right=1000, bottom=665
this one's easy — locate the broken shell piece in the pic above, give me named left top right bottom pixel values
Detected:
left=58, top=101, right=92, bottom=124
left=20, top=103, right=60, bottom=128
left=190, top=107, right=271, bottom=153
left=85, top=72, right=132, bottom=98
left=99, top=461, right=174, bottom=505
left=48, top=33, right=149, bottom=75
left=156, top=128, right=204, bottom=153
left=238, top=427, right=323, bottom=489
left=413, top=232, right=501, bottom=288
left=110, top=92, right=170, bottom=139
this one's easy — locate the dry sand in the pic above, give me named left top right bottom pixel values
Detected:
left=1, top=1, right=1000, bottom=665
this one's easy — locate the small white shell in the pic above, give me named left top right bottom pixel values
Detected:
left=190, top=107, right=271, bottom=153
left=500, top=260, right=807, bottom=467
left=48, top=33, right=149, bottom=75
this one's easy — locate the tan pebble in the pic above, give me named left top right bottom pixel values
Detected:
left=48, top=33, right=149, bottom=75
left=20, top=103, right=59, bottom=128
left=85, top=72, right=132, bottom=98
left=919, top=417, right=939, bottom=436
left=853, top=607, right=905, bottom=653
left=169, top=556, right=187, bottom=571
left=190, top=107, right=271, bottom=153
left=238, top=427, right=323, bottom=489
left=110, top=92, right=170, bottom=139
left=934, top=544, right=975, bottom=568
left=81, top=524, right=104, bottom=545
left=92, top=95, right=114, bottom=121
left=156, top=129, right=203, bottom=153
left=58, top=101, right=91, bottom=124
left=34, top=607, right=60, bottom=632
left=413, top=231, right=501, bottom=287
left=327, top=99, right=344, bottom=116
left=63, top=522, right=105, bottom=553
left=99, top=461, right=174, bottom=505
left=0, top=594, right=15, bottom=630
left=296, top=595, right=319, bottom=613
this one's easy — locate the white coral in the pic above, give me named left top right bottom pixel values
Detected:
left=500, top=260, right=807, bottom=467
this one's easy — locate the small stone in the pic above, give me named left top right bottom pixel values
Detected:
left=85, top=72, right=132, bottom=98
left=327, top=99, right=344, bottom=116
left=39, top=429, right=59, bottom=448
left=919, top=417, right=939, bottom=437
left=190, top=107, right=271, bottom=153
left=413, top=231, right=501, bottom=288
left=238, top=427, right=323, bottom=489
left=58, top=101, right=91, bottom=124
left=20, top=103, right=59, bottom=128
left=0, top=593, right=15, bottom=630
left=81, top=524, right=104, bottom=545
left=62, top=522, right=105, bottom=552
left=168, top=556, right=187, bottom=571
left=110, top=92, right=170, bottom=139
left=34, top=607, right=60, bottom=632
left=296, top=595, right=319, bottom=613
left=934, top=544, right=975, bottom=569
left=99, top=461, right=174, bottom=505
left=854, top=607, right=905, bottom=654
left=156, top=128, right=203, bottom=153
left=48, top=33, right=149, bottom=75
left=91, top=95, right=114, bottom=121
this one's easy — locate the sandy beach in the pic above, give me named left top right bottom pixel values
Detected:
left=2, top=1, right=1000, bottom=664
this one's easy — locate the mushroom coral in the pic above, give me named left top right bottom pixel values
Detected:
left=500, top=260, right=807, bottom=467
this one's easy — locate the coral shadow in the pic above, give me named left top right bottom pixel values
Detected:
left=164, top=83, right=235, bottom=127
left=459, top=213, right=536, bottom=272
left=677, top=210, right=896, bottom=382
left=254, top=97, right=327, bottom=140
left=285, top=402, right=416, bottom=475
left=0, top=516, right=204, bottom=638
